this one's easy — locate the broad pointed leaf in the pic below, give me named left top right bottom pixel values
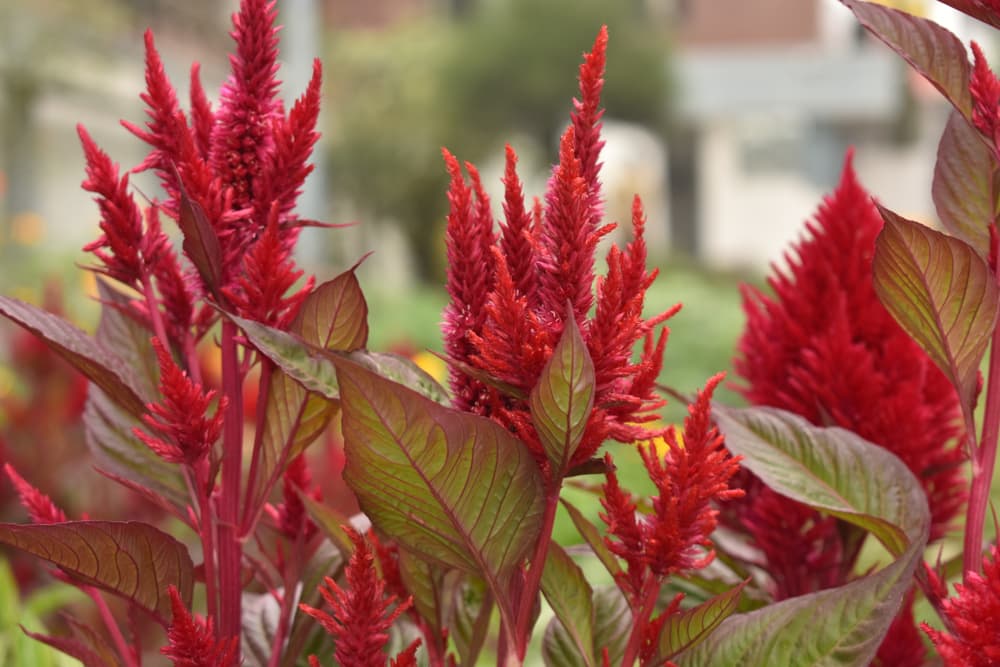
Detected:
left=656, top=582, right=745, bottom=662
left=335, top=356, right=545, bottom=630
left=0, top=296, right=146, bottom=417
left=84, top=387, right=189, bottom=511
left=353, top=351, right=450, bottom=405
left=679, top=406, right=932, bottom=666
left=0, top=521, right=194, bottom=623
left=560, top=498, right=621, bottom=580
left=449, top=575, right=493, bottom=667
left=540, top=543, right=596, bottom=667
left=933, top=110, right=997, bottom=257
left=543, top=585, right=631, bottom=667
left=873, top=209, right=999, bottom=420
left=292, top=268, right=368, bottom=352
left=176, top=185, right=224, bottom=302
left=530, top=316, right=595, bottom=473
left=842, top=0, right=971, bottom=118
left=936, top=0, right=1000, bottom=29
left=298, top=492, right=355, bottom=559
left=398, top=548, right=448, bottom=634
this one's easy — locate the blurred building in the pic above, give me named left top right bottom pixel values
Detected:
left=666, top=0, right=986, bottom=270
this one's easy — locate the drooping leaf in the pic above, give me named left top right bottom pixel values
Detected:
left=873, top=209, right=999, bottom=421
left=933, top=110, right=997, bottom=257
left=655, top=582, right=745, bottom=662
left=543, top=585, right=631, bottom=667
left=176, top=184, right=224, bottom=302
left=841, top=0, right=971, bottom=118
left=335, top=355, right=545, bottom=631
left=530, top=316, right=595, bottom=473
left=0, top=296, right=147, bottom=417
left=560, top=497, right=622, bottom=580
left=540, top=543, right=596, bottom=667
left=95, top=278, right=158, bottom=397
left=84, top=387, right=189, bottom=512
left=679, top=406, right=932, bottom=666
left=350, top=351, right=450, bottom=405
left=0, top=521, right=194, bottom=623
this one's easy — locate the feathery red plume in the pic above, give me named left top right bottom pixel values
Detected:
left=161, top=587, right=237, bottom=667
left=4, top=464, right=68, bottom=524
left=971, top=41, right=1000, bottom=152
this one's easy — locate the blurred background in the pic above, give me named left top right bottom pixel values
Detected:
left=0, top=0, right=993, bottom=661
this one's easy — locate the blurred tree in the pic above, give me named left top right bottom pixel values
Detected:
left=325, top=0, right=671, bottom=281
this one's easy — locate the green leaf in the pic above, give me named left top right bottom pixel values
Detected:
left=335, top=355, right=545, bottom=631
left=873, top=209, right=999, bottom=420
left=449, top=575, right=493, bottom=667
left=655, top=582, right=745, bottom=662
left=84, top=387, right=189, bottom=512
left=0, top=520, right=194, bottom=623
left=297, top=493, right=356, bottom=559
left=679, top=406, right=932, bottom=666
left=397, top=548, right=448, bottom=634
left=933, top=110, right=997, bottom=257
left=530, top=316, right=595, bottom=473
left=0, top=296, right=147, bottom=417
left=559, top=497, right=621, bottom=580
left=543, top=586, right=631, bottom=667
left=841, top=0, right=971, bottom=118
left=176, top=184, right=224, bottom=302
left=540, top=543, right=596, bottom=667
left=351, top=351, right=450, bottom=405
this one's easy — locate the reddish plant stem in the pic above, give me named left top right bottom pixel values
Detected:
left=194, top=461, right=219, bottom=623
left=513, top=482, right=561, bottom=658
left=267, top=530, right=305, bottom=667
left=218, top=320, right=244, bottom=644
left=183, top=333, right=202, bottom=386
left=241, top=361, right=274, bottom=535
left=141, top=277, right=170, bottom=350
left=86, top=586, right=138, bottom=667
left=965, top=315, right=1000, bottom=580
left=620, top=579, right=660, bottom=667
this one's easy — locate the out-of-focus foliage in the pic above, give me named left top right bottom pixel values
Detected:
left=325, top=0, right=671, bottom=280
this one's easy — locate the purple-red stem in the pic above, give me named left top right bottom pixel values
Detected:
left=86, top=586, right=138, bottom=667
left=218, top=320, right=244, bottom=644
left=267, top=530, right=305, bottom=667
left=195, top=461, right=218, bottom=622
left=241, top=360, right=274, bottom=535
left=964, top=313, right=1000, bottom=580
left=513, top=484, right=561, bottom=659
left=141, top=277, right=170, bottom=351
left=620, top=580, right=660, bottom=667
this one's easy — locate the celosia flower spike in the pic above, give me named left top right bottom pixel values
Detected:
left=267, top=453, right=320, bottom=541
left=572, top=25, right=608, bottom=218
left=970, top=41, right=1000, bottom=154
left=300, top=527, right=414, bottom=667
left=134, top=339, right=226, bottom=466
left=500, top=144, right=537, bottom=301
left=161, top=587, right=237, bottom=667
left=211, top=0, right=282, bottom=212
left=641, top=373, right=743, bottom=577
left=599, top=452, right=646, bottom=604
left=4, top=464, right=68, bottom=524
left=923, top=545, right=1000, bottom=666
left=124, top=31, right=186, bottom=179
left=78, top=125, right=147, bottom=288
left=189, top=63, right=214, bottom=161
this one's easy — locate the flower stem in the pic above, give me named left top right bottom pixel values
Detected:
left=620, top=579, right=660, bottom=667
left=87, top=586, right=138, bottom=667
left=218, top=320, right=244, bottom=644
left=513, top=483, right=561, bottom=658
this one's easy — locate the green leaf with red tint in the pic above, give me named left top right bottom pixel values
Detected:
left=679, top=406, right=931, bottom=666
left=84, top=387, right=189, bottom=513
left=450, top=575, right=492, bottom=667
left=933, top=110, right=997, bottom=257
left=656, top=582, right=746, bottom=662
left=543, top=586, right=631, bottom=667
left=334, top=355, right=545, bottom=631
left=540, top=543, right=596, bottom=667
left=530, top=316, right=595, bottom=474
left=560, top=497, right=622, bottom=580
left=873, top=209, right=999, bottom=421
left=291, top=267, right=368, bottom=351
left=398, top=548, right=448, bottom=634
left=176, top=184, right=224, bottom=303
left=95, top=277, right=159, bottom=397
left=0, top=520, right=193, bottom=623
left=297, top=491, right=355, bottom=559
left=0, top=296, right=147, bottom=417
left=841, top=0, right=971, bottom=118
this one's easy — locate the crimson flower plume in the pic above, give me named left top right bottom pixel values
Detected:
left=4, top=464, right=68, bottom=524
left=923, top=545, right=1000, bottom=666
left=134, top=339, right=226, bottom=466
left=161, top=587, right=237, bottom=667
left=300, top=528, right=418, bottom=667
